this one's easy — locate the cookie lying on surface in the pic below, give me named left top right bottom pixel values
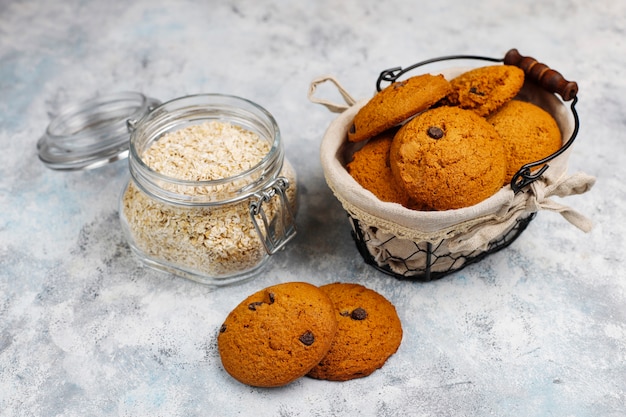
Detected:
left=307, top=283, right=403, bottom=381
left=217, top=282, right=338, bottom=388
left=217, top=282, right=402, bottom=387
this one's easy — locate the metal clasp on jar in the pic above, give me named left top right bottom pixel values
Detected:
left=249, top=177, right=296, bottom=254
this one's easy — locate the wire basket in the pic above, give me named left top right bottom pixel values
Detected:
left=350, top=212, right=536, bottom=281
left=313, top=49, right=594, bottom=282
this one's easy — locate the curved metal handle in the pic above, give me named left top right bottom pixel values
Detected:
left=504, top=48, right=578, bottom=101
left=375, top=54, right=502, bottom=91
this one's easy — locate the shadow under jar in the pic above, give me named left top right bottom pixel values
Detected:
left=119, top=94, right=297, bottom=286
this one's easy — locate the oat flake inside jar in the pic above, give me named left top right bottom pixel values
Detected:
left=38, top=93, right=297, bottom=286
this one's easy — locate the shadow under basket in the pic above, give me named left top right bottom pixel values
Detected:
left=313, top=49, right=596, bottom=282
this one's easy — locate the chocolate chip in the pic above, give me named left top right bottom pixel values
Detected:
left=427, top=126, right=444, bottom=139
left=299, top=331, right=315, bottom=346
left=349, top=124, right=356, bottom=134
left=248, top=301, right=264, bottom=311
left=340, top=311, right=350, bottom=317
left=268, top=292, right=275, bottom=304
left=219, top=324, right=227, bottom=333
left=351, top=308, right=367, bottom=321
left=469, top=87, right=485, bottom=96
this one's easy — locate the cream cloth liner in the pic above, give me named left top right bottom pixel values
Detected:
left=310, top=70, right=595, bottom=256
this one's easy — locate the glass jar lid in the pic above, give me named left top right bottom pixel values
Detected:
left=37, top=92, right=160, bottom=170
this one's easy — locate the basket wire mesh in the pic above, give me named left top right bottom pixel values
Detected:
left=351, top=213, right=536, bottom=281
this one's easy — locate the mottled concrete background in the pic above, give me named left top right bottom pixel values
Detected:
left=1, top=1, right=624, bottom=416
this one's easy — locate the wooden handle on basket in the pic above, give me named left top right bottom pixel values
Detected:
left=504, top=48, right=578, bottom=100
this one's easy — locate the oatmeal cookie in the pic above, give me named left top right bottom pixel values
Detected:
left=348, top=73, right=452, bottom=143
left=347, top=128, right=417, bottom=208
left=487, top=99, right=562, bottom=184
left=307, top=283, right=403, bottom=381
left=218, top=282, right=338, bottom=387
left=448, top=64, right=525, bottom=117
left=390, top=106, right=506, bottom=210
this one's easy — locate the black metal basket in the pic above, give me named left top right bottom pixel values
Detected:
left=347, top=49, right=580, bottom=281
left=351, top=213, right=536, bottom=282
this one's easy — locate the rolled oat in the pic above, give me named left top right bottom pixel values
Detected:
left=121, top=120, right=296, bottom=281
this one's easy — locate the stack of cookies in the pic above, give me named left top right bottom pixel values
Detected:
left=217, top=282, right=403, bottom=387
left=346, top=65, right=563, bottom=211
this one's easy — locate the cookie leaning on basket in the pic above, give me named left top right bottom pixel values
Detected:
left=488, top=99, right=562, bottom=184
left=347, top=73, right=452, bottom=143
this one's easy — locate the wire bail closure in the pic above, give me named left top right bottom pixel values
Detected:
left=374, top=49, right=580, bottom=194
left=250, top=177, right=297, bottom=255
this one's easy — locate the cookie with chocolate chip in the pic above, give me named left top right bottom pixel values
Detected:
left=487, top=99, right=562, bottom=185
left=389, top=106, right=506, bottom=210
left=448, top=64, right=525, bottom=117
left=307, top=283, right=403, bottom=381
left=346, top=128, right=418, bottom=208
left=347, top=73, right=452, bottom=143
left=218, top=282, right=338, bottom=387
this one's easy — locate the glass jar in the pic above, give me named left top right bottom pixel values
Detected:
left=38, top=92, right=297, bottom=287
left=119, top=94, right=297, bottom=286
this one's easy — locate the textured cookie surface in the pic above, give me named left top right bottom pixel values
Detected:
left=390, top=106, right=506, bottom=210
left=347, top=129, right=416, bottom=208
left=307, top=283, right=403, bottom=381
left=488, top=99, right=562, bottom=184
left=348, top=73, right=452, bottom=143
left=218, top=282, right=338, bottom=387
left=449, top=65, right=525, bottom=117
